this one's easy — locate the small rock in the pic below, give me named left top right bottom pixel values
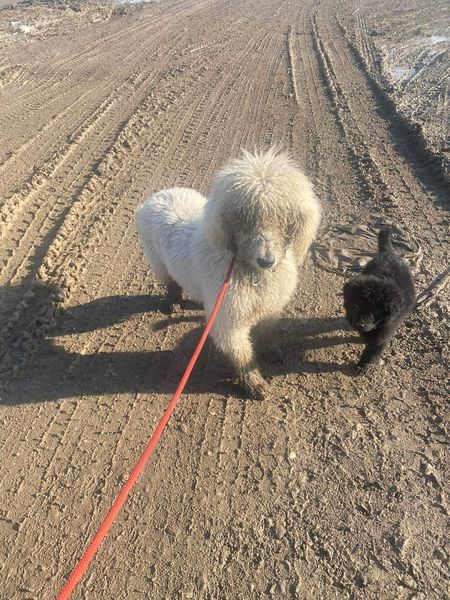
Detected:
left=362, top=565, right=380, bottom=585
left=197, top=574, right=207, bottom=592
left=273, top=524, right=286, bottom=539
left=355, top=572, right=367, bottom=587
left=181, top=584, right=194, bottom=599
left=423, top=462, right=434, bottom=476
left=400, top=574, right=417, bottom=589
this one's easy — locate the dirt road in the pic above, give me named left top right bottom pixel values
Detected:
left=0, top=1, right=448, bottom=598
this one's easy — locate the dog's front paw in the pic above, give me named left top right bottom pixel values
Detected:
left=354, top=362, right=370, bottom=376
left=237, top=369, right=267, bottom=400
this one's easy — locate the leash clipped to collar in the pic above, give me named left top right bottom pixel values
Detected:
left=55, top=257, right=235, bottom=600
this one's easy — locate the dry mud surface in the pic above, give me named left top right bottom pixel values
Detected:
left=0, top=1, right=449, bottom=598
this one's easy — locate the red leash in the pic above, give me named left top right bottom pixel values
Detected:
left=56, top=257, right=235, bottom=600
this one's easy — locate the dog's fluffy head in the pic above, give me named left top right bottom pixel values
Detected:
left=203, top=148, right=321, bottom=270
left=343, top=276, right=403, bottom=333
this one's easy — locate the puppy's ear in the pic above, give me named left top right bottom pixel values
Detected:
left=343, top=279, right=359, bottom=291
left=343, top=279, right=360, bottom=299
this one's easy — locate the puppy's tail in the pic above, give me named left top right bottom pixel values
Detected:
left=378, top=227, right=394, bottom=254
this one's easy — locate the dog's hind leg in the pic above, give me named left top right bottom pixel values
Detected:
left=212, top=325, right=267, bottom=399
left=144, top=251, right=185, bottom=312
left=166, top=280, right=185, bottom=313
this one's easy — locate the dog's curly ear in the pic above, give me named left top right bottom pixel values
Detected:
left=283, top=170, right=321, bottom=264
left=291, top=200, right=321, bottom=264
left=343, top=279, right=359, bottom=302
left=203, top=197, right=236, bottom=253
left=203, top=171, right=239, bottom=253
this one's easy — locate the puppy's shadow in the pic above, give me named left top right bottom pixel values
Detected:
left=266, top=316, right=359, bottom=377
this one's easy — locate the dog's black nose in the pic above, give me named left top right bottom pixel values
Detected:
left=257, top=255, right=275, bottom=268
left=356, top=320, right=375, bottom=332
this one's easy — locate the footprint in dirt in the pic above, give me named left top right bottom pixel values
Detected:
left=312, top=220, right=422, bottom=277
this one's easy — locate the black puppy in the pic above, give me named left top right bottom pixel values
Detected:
left=343, top=228, right=416, bottom=373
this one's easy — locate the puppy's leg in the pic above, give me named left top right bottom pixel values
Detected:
left=356, top=323, right=397, bottom=373
left=212, top=326, right=267, bottom=399
left=356, top=341, right=387, bottom=373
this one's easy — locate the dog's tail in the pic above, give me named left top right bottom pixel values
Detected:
left=378, top=227, right=394, bottom=253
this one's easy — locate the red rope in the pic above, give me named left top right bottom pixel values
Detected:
left=55, top=257, right=235, bottom=600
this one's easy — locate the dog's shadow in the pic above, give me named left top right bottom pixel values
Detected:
left=1, top=290, right=359, bottom=405
left=52, top=293, right=203, bottom=335
left=266, top=315, right=359, bottom=377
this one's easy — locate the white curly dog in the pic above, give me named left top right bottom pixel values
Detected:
left=136, top=149, right=321, bottom=398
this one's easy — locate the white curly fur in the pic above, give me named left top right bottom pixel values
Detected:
left=136, top=148, right=321, bottom=398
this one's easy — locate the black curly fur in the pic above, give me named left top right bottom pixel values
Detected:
left=343, top=228, right=416, bottom=373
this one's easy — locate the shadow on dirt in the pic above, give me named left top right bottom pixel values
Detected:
left=1, top=288, right=359, bottom=405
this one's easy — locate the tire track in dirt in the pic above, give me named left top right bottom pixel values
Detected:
left=0, top=71, right=143, bottom=244
left=353, top=5, right=379, bottom=74
left=0, top=57, right=212, bottom=388
left=0, top=20, right=211, bottom=249
left=0, top=1, right=226, bottom=191
left=338, top=15, right=450, bottom=194
left=287, top=25, right=300, bottom=107
left=0, top=5, right=296, bottom=596
left=1, top=1, right=448, bottom=598
left=156, top=16, right=301, bottom=573
left=0, top=85, right=105, bottom=193
left=1, top=62, right=194, bottom=281
left=311, top=13, right=396, bottom=212
left=0, top=0, right=199, bottom=110
left=312, top=9, right=449, bottom=271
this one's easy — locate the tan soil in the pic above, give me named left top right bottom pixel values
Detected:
left=0, top=1, right=449, bottom=599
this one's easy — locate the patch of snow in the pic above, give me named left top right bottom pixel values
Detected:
left=116, top=0, right=154, bottom=4
left=9, top=21, right=36, bottom=34
left=391, top=65, right=417, bottom=81
left=428, top=34, right=450, bottom=45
